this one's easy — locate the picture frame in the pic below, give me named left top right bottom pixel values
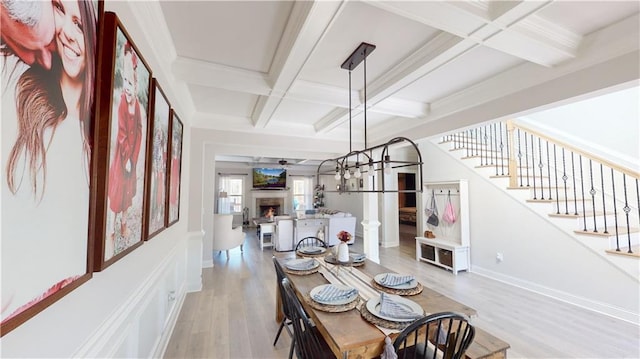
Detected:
left=91, top=12, right=152, bottom=271
left=144, top=79, right=171, bottom=240
left=167, top=111, right=184, bottom=227
left=0, top=0, right=103, bottom=336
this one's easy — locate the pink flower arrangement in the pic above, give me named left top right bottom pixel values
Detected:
left=337, top=230, right=352, bottom=243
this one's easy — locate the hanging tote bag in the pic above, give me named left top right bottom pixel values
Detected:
left=426, top=190, right=439, bottom=227
left=443, top=190, right=457, bottom=224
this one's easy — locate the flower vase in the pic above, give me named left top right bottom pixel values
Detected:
left=337, top=242, right=349, bottom=262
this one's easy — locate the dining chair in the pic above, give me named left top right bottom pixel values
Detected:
left=281, top=277, right=336, bottom=359
left=272, top=257, right=296, bottom=359
left=294, top=236, right=328, bottom=252
left=393, top=312, right=475, bottom=359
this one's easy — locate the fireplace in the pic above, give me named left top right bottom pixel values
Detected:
left=256, top=197, right=285, bottom=217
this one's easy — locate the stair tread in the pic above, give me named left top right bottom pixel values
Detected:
left=548, top=211, right=606, bottom=218
left=574, top=227, right=640, bottom=237
left=605, top=246, right=640, bottom=258
left=507, top=186, right=570, bottom=190
left=526, top=198, right=591, bottom=203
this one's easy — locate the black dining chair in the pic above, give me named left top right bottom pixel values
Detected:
left=281, top=278, right=336, bottom=359
left=272, top=257, right=296, bottom=359
left=393, top=312, right=475, bottom=359
left=294, top=236, right=328, bottom=252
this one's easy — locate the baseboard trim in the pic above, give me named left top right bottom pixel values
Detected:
left=472, top=265, right=640, bottom=325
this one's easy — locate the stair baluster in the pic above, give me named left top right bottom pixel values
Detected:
left=499, top=123, right=505, bottom=176
left=589, top=160, right=597, bottom=232
left=562, top=148, right=569, bottom=215
left=580, top=155, right=587, bottom=231
left=571, top=153, right=578, bottom=215
left=531, top=134, right=537, bottom=199
left=546, top=141, right=552, bottom=199
left=553, top=144, right=560, bottom=215
left=600, top=164, right=608, bottom=234
left=611, top=169, right=620, bottom=250
left=538, top=138, right=545, bottom=199
left=622, top=174, right=632, bottom=253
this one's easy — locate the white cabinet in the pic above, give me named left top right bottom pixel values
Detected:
left=415, top=237, right=469, bottom=275
left=294, top=218, right=329, bottom=245
left=416, top=180, right=470, bottom=274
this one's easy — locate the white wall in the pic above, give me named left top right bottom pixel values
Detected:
left=519, top=85, right=640, bottom=171
left=1, top=1, right=201, bottom=354
left=420, top=139, right=639, bottom=322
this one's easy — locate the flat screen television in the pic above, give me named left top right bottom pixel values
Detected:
left=253, top=168, right=287, bottom=189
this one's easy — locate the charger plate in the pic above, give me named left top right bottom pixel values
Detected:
left=374, top=273, right=418, bottom=290
left=310, top=284, right=359, bottom=305
left=371, top=280, right=424, bottom=296
left=324, top=254, right=363, bottom=267
left=360, top=302, right=418, bottom=330
left=284, top=267, right=319, bottom=275
left=296, top=247, right=328, bottom=258
left=304, top=294, right=360, bottom=313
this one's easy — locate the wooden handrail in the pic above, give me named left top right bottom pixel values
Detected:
left=509, top=120, right=640, bottom=179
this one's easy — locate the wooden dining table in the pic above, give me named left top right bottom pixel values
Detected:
left=274, top=253, right=510, bottom=359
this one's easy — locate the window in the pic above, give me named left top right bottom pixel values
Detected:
left=292, top=177, right=313, bottom=210
left=219, top=176, right=244, bottom=214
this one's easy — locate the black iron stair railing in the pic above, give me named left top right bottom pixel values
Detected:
left=441, top=120, right=640, bottom=256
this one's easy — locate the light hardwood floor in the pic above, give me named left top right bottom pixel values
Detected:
left=164, top=225, right=640, bottom=358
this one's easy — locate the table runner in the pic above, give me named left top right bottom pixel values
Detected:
left=315, top=260, right=399, bottom=336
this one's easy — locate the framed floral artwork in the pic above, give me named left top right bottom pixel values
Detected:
left=167, top=111, right=184, bottom=226
left=91, top=12, right=152, bottom=271
left=144, top=79, right=171, bottom=240
left=0, top=0, right=102, bottom=336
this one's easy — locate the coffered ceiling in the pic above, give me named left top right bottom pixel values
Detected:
left=105, top=1, right=640, bottom=167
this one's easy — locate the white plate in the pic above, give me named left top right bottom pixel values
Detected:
left=299, top=246, right=326, bottom=254
left=366, top=295, right=424, bottom=322
left=310, top=284, right=358, bottom=305
left=374, top=273, right=418, bottom=290
left=349, top=252, right=366, bottom=263
left=285, top=258, right=319, bottom=271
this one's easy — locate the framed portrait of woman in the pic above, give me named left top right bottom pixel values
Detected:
left=92, top=12, right=152, bottom=271
left=0, top=0, right=102, bottom=336
left=167, top=111, right=184, bottom=227
left=144, top=79, right=171, bottom=240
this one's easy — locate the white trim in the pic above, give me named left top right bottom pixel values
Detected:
left=472, top=265, right=640, bottom=325
left=154, top=283, right=187, bottom=359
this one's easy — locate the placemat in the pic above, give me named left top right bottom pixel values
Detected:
left=359, top=302, right=415, bottom=330
left=304, top=294, right=360, bottom=313
left=324, top=254, right=364, bottom=267
left=284, top=267, right=319, bottom=275
left=296, top=250, right=328, bottom=258
left=371, top=280, right=424, bottom=296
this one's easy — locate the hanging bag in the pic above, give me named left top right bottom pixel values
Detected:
left=443, top=190, right=457, bottom=224
left=426, top=190, right=439, bottom=227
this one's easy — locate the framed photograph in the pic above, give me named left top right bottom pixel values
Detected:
left=0, top=0, right=102, bottom=336
left=167, top=111, right=184, bottom=226
left=92, top=12, right=152, bottom=271
left=144, top=79, right=171, bottom=240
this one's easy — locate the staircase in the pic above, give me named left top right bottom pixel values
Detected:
left=438, top=120, right=639, bottom=279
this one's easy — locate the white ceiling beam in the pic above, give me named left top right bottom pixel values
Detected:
left=367, top=0, right=582, bottom=67
left=314, top=32, right=470, bottom=133
left=252, top=0, right=347, bottom=128
left=172, top=57, right=271, bottom=96
left=365, top=14, right=640, bottom=144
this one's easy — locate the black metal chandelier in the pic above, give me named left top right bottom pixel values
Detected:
left=316, top=42, right=423, bottom=193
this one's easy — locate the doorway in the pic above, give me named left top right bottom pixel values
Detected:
left=398, top=173, right=417, bottom=243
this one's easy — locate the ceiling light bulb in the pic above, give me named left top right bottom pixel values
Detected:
left=354, top=168, right=362, bottom=178
left=383, top=155, right=391, bottom=175
left=344, top=171, right=351, bottom=179
left=334, top=172, right=341, bottom=180
left=368, top=162, right=375, bottom=177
